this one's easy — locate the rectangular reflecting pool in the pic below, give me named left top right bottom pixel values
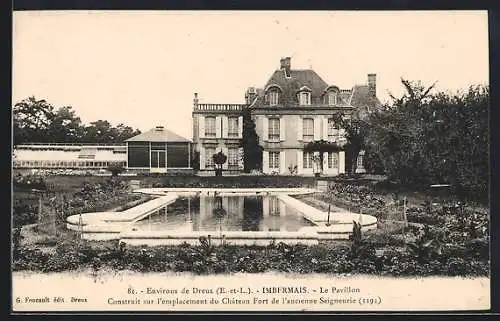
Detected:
left=132, top=195, right=315, bottom=232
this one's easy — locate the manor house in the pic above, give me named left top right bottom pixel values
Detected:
left=192, top=57, right=381, bottom=176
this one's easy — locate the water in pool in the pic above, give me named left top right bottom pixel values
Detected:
left=132, top=195, right=314, bottom=232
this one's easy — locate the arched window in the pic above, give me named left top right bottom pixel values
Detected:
left=265, top=84, right=282, bottom=106
left=328, top=91, right=338, bottom=106
left=324, top=86, right=340, bottom=106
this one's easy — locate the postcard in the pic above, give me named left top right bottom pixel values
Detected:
left=11, top=10, right=490, bottom=313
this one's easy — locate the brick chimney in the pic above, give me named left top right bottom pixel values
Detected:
left=193, top=92, right=199, bottom=109
left=367, top=74, right=376, bottom=97
left=280, top=57, right=291, bottom=77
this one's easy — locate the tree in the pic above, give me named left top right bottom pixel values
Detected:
left=13, top=96, right=55, bottom=145
left=360, top=79, right=439, bottom=183
left=392, top=78, right=437, bottom=106
left=82, top=120, right=116, bottom=143
left=363, top=79, right=488, bottom=199
left=82, top=120, right=141, bottom=143
left=191, top=151, right=200, bottom=171
left=213, top=151, right=227, bottom=176
left=427, top=85, right=488, bottom=199
left=13, top=96, right=142, bottom=145
left=329, top=113, right=367, bottom=174
left=114, top=124, right=141, bottom=142
left=47, top=106, right=84, bottom=143
left=240, top=107, right=263, bottom=172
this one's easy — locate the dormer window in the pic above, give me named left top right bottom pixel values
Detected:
left=328, top=91, right=338, bottom=106
left=299, top=92, right=311, bottom=106
left=265, top=84, right=282, bottom=106
left=268, top=91, right=279, bottom=106
left=298, top=86, right=312, bottom=106
left=324, top=86, right=341, bottom=106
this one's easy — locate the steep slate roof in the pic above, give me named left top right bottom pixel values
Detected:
left=351, top=85, right=382, bottom=109
left=125, top=127, right=191, bottom=143
left=350, top=85, right=383, bottom=118
left=250, top=66, right=382, bottom=113
left=263, top=69, right=330, bottom=105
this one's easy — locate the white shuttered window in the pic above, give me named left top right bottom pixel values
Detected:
left=303, top=118, right=314, bottom=141
left=205, top=117, right=216, bottom=138
left=268, top=118, right=280, bottom=141
left=228, top=117, right=239, bottom=137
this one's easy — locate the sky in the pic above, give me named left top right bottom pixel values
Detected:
left=13, top=11, right=489, bottom=139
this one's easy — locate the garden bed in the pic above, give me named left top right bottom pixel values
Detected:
left=14, top=178, right=147, bottom=249
left=12, top=175, right=490, bottom=277
left=12, top=238, right=489, bottom=276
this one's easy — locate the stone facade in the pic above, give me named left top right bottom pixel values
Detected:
left=192, top=57, right=381, bottom=176
left=192, top=98, right=246, bottom=174
left=251, top=110, right=348, bottom=175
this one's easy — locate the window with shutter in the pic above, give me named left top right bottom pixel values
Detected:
left=303, top=118, right=314, bottom=141
left=205, top=117, right=216, bottom=138
left=268, top=118, right=280, bottom=141
left=303, top=152, right=314, bottom=169
left=228, top=117, right=239, bottom=137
